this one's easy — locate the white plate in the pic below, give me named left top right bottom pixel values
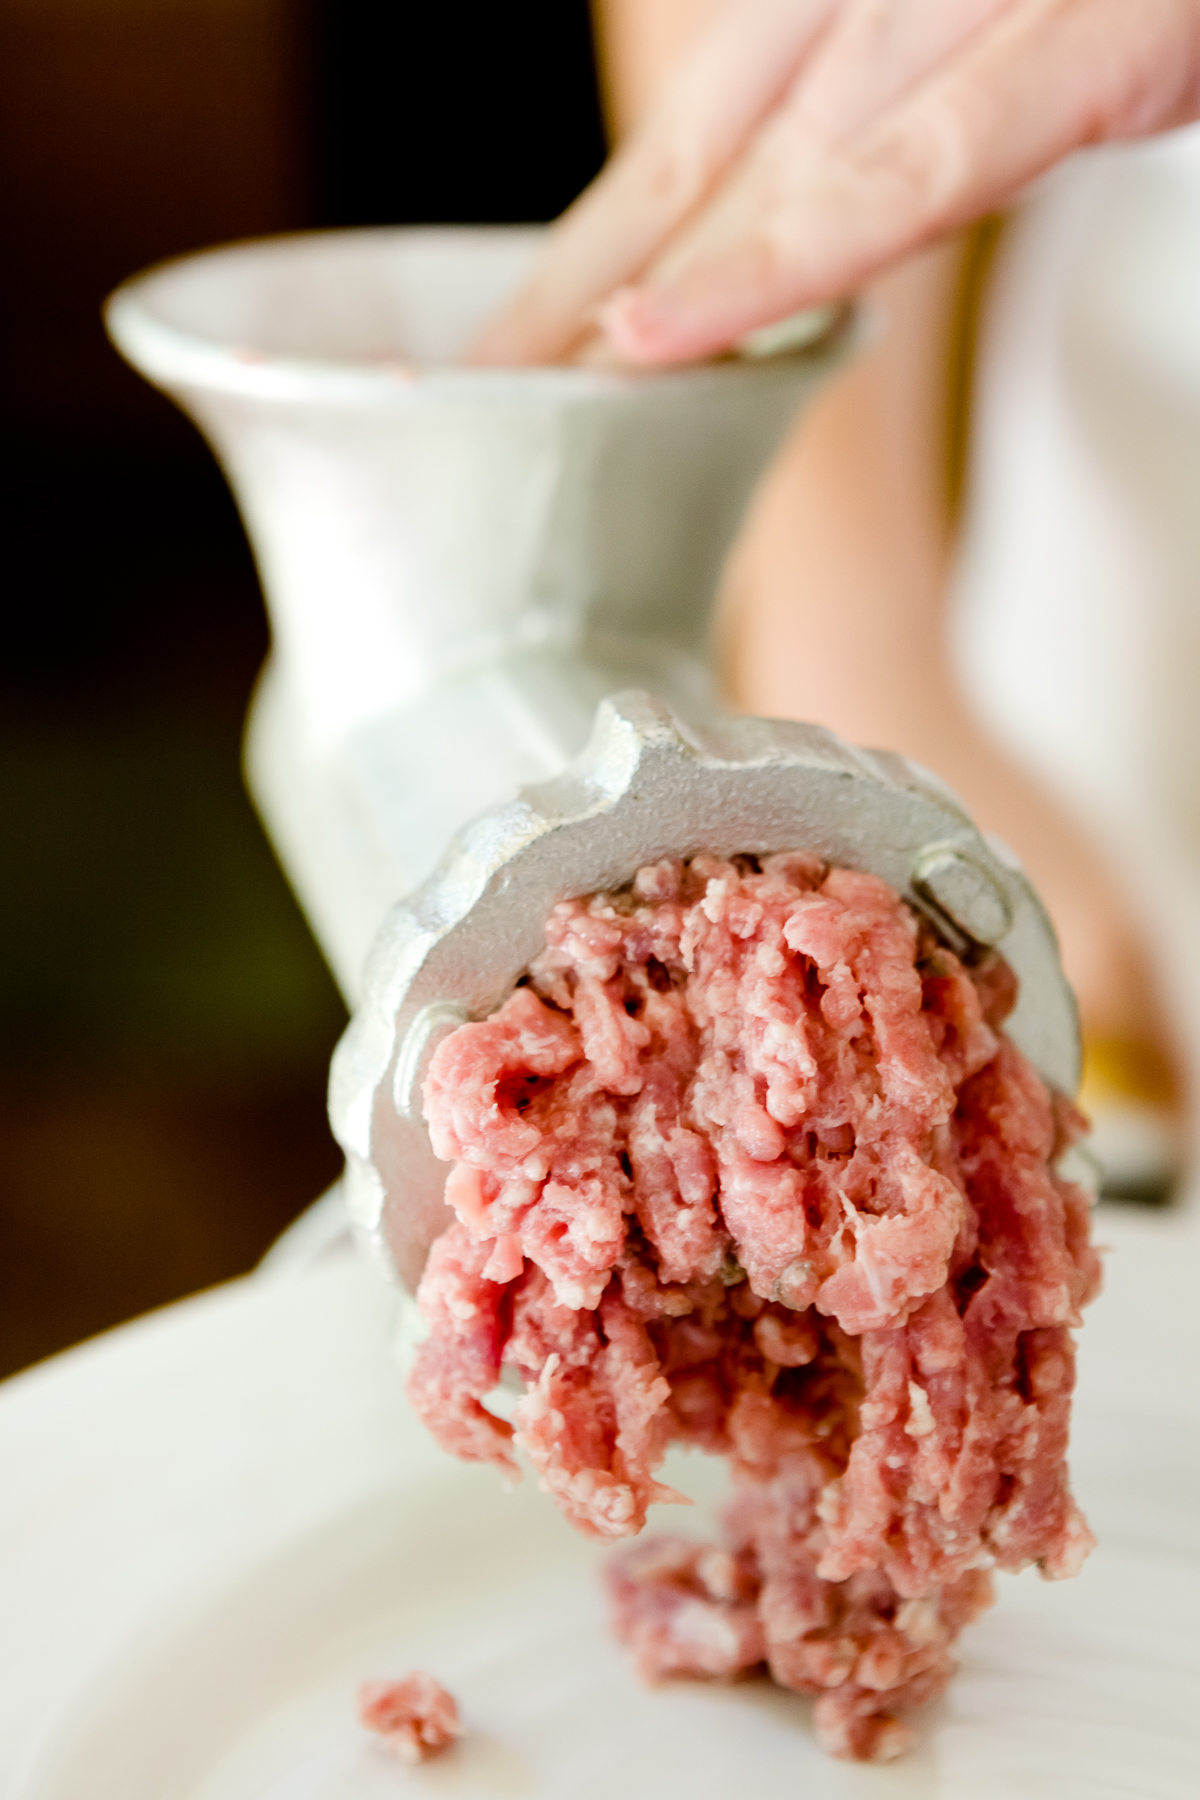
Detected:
left=2, top=1206, right=1198, bottom=1800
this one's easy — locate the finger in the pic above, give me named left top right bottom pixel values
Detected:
left=788, top=0, right=1010, bottom=147
left=602, top=0, right=1200, bottom=364
left=468, top=0, right=837, bottom=365
left=480, top=0, right=1008, bottom=367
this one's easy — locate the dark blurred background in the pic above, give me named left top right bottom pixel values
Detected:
left=0, top=0, right=606, bottom=1377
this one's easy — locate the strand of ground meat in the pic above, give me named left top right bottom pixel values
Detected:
left=409, top=854, right=1100, bottom=1762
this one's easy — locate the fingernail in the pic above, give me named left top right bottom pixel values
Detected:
left=597, top=286, right=678, bottom=361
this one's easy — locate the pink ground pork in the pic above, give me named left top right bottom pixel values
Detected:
left=410, top=854, right=1100, bottom=1762
left=358, top=1671, right=462, bottom=1763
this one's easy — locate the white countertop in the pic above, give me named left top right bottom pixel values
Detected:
left=1, top=1201, right=1197, bottom=1799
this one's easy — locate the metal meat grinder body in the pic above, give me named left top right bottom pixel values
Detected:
left=107, top=227, right=1079, bottom=1295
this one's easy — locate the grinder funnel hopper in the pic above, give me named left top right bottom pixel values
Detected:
left=106, top=227, right=850, bottom=999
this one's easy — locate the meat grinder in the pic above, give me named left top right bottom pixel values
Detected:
left=107, top=227, right=1078, bottom=1292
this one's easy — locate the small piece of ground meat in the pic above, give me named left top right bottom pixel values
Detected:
left=358, top=1672, right=462, bottom=1763
left=411, top=855, right=1100, bottom=1761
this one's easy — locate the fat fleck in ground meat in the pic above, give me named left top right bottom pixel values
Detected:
left=411, top=855, right=1100, bottom=1762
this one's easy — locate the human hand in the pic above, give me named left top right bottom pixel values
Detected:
left=471, top=0, right=1200, bottom=367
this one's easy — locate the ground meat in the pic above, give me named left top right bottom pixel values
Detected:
left=411, top=855, right=1100, bottom=1761
left=358, top=1671, right=462, bottom=1762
